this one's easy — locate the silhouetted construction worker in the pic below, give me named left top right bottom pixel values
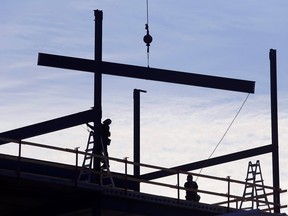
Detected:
left=184, top=174, right=200, bottom=202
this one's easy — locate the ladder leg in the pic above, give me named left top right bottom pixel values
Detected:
left=100, top=137, right=114, bottom=187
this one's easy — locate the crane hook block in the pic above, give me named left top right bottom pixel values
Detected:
left=143, top=24, right=153, bottom=47
left=144, top=33, right=153, bottom=46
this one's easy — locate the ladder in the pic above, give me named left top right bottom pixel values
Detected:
left=78, top=130, right=115, bottom=188
left=78, top=131, right=94, bottom=182
left=240, top=160, right=271, bottom=212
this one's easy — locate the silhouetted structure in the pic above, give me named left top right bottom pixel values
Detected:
left=0, top=9, right=285, bottom=215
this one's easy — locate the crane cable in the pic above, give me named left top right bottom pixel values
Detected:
left=143, top=0, right=153, bottom=67
left=146, top=0, right=149, bottom=25
left=195, top=93, right=250, bottom=181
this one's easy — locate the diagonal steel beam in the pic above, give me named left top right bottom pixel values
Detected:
left=0, top=109, right=95, bottom=145
left=38, top=53, right=255, bottom=93
left=140, top=144, right=273, bottom=180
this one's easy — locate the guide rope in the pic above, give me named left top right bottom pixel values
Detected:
left=195, top=93, right=250, bottom=181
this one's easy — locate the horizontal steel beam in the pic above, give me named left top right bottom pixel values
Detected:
left=38, top=53, right=255, bottom=93
left=141, top=144, right=273, bottom=180
left=0, top=109, right=95, bottom=145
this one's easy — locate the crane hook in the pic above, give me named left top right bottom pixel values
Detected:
left=143, top=24, right=153, bottom=49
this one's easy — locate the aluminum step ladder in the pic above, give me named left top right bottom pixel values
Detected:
left=78, top=130, right=94, bottom=182
left=240, top=160, right=271, bottom=212
left=78, top=130, right=114, bottom=188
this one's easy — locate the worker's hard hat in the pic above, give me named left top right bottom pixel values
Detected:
left=103, top=118, right=112, bottom=125
left=187, top=174, right=193, bottom=181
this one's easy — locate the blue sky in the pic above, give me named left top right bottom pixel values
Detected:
left=1, top=0, right=288, bottom=212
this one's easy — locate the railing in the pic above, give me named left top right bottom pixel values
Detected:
left=0, top=137, right=287, bottom=212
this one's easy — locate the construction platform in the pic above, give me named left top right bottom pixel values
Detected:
left=0, top=152, right=286, bottom=216
left=0, top=153, right=239, bottom=216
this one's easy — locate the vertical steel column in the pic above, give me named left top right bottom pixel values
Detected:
left=92, top=10, right=103, bottom=216
left=133, top=89, right=146, bottom=192
left=269, top=49, right=280, bottom=213
left=177, top=171, right=180, bottom=202
left=227, top=176, right=231, bottom=212
left=93, top=10, right=103, bottom=183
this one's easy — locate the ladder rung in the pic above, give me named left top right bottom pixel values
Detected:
left=83, top=161, right=91, bottom=164
left=243, top=193, right=252, bottom=196
left=241, top=207, right=252, bottom=210
left=246, top=178, right=254, bottom=181
left=256, top=188, right=264, bottom=191
left=257, top=199, right=268, bottom=202
left=258, top=204, right=269, bottom=207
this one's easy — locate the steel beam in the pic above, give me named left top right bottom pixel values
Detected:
left=141, top=144, right=273, bottom=180
left=38, top=53, right=255, bottom=94
left=133, top=89, right=147, bottom=192
left=92, top=9, right=103, bottom=185
left=269, top=49, right=280, bottom=213
left=0, top=109, right=95, bottom=145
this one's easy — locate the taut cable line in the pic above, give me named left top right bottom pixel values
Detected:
left=195, top=93, right=250, bottom=181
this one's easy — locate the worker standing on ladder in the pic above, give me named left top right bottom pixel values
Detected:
left=101, top=118, right=112, bottom=168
